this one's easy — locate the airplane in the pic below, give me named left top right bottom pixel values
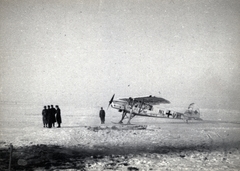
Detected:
left=108, top=94, right=202, bottom=124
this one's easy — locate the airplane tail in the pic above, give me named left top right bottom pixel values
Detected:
left=183, top=103, right=202, bottom=121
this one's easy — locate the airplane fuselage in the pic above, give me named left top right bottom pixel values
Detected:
left=111, top=100, right=168, bottom=118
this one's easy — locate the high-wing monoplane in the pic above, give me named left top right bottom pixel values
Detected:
left=108, top=94, right=201, bottom=124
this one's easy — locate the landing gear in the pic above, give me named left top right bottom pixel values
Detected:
left=119, top=111, right=127, bottom=124
left=118, top=110, right=135, bottom=124
left=127, top=112, right=135, bottom=125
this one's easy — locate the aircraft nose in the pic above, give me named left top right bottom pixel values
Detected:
left=111, top=102, right=115, bottom=107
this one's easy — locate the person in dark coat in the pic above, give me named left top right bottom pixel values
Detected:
left=99, top=107, right=105, bottom=124
left=50, top=105, right=56, bottom=127
left=55, top=105, right=62, bottom=128
left=47, top=105, right=52, bottom=128
left=42, top=106, right=47, bottom=127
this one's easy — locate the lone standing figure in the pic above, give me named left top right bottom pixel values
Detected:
left=99, top=107, right=105, bottom=124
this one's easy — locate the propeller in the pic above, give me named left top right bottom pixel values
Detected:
left=108, top=94, right=115, bottom=109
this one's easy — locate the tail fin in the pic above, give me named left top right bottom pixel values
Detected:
left=183, top=103, right=201, bottom=121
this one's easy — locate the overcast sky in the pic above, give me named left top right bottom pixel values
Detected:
left=0, top=0, right=240, bottom=110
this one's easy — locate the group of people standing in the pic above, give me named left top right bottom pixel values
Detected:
left=42, top=105, right=62, bottom=128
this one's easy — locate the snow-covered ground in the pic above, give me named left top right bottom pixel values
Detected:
left=0, top=104, right=240, bottom=170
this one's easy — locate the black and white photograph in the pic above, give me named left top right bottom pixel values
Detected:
left=0, top=0, right=240, bottom=170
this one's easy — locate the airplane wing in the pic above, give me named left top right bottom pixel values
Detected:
left=120, top=95, right=170, bottom=105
